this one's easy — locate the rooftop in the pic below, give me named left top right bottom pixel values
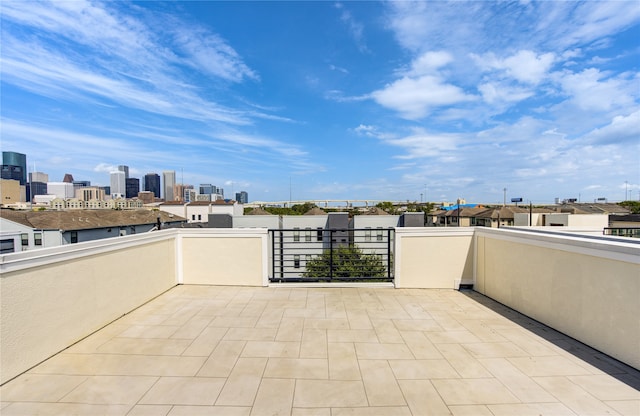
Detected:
left=0, top=208, right=185, bottom=231
left=1, top=285, right=638, bottom=415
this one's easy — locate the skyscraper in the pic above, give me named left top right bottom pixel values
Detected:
left=236, top=191, right=249, bottom=204
left=126, top=178, right=140, bottom=199
left=1, top=151, right=27, bottom=185
left=118, top=165, right=129, bottom=180
left=110, top=171, right=126, bottom=198
left=163, top=171, right=176, bottom=201
left=29, top=172, right=48, bottom=200
left=144, top=173, right=161, bottom=198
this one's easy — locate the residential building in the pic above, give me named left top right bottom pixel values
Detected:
left=109, top=171, right=126, bottom=198
left=163, top=170, right=176, bottom=201
left=75, top=186, right=105, bottom=202
left=1, top=151, right=27, bottom=185
left=160, top=200, right=243, bottom=223
left=0, top=208, right=186, bottom=250
left=144, top=173, right=161, bottom=198
left=235, top=191, right=248, bottom=204
left=125, top=178, right=140, bottom=199
left=137, top=191, right=155, bottom=204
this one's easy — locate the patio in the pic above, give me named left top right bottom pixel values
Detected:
left=1, top=285, right=638, bottom=416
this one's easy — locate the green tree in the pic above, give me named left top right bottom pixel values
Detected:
left=302, top=245, right=389, bottom=280
left=376, top=201, right=398, bottom=215
left=619, top=201, right=640, bottom=214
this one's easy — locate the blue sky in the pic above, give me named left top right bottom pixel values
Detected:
left=1, top=1, right=639, bottom=204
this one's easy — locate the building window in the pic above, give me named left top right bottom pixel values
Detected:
left=317, top=228, right=323, bottom=241
left=198, top=214, right=202, bottom=220
left=365, top=228, right=371, bottom=242
left=0, top=239, right=14, bottom=254
left=34, top=233, right=42, bottom=246
left=376, top=227, right=383, bottom=241
left=21, top=233, right=28, bottom=247
left=192, top=214, right=196, bottom=220
left=293, top=228, right=300, bottom=242
left=70, top=231, right=78, bottom=244
left=294, top=255, right=300, bottom=269
left=305, top=228, right=312, bottom=242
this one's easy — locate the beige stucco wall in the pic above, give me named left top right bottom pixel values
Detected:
left=395, top=228, right=474, bottom=288
left=180, top=230, right=267, bottom=286
left=475, top=228, right=640, bottom=370
left=0, top=236, right=176, bottom=384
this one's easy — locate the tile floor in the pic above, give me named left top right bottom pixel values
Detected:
left=1, top=285, right=638, bottom=415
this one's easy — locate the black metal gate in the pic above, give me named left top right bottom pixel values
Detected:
left=269, top=228, right=394, bottom=283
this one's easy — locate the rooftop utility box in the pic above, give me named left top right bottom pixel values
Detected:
left=208, top=214, right=233, bottom=228
left=400, top=212, right=424, bottom=227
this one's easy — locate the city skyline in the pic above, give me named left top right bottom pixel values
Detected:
left=1, top=1, right=639, bottom=204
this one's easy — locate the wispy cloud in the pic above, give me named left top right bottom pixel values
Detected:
left=335, top=2, right=369, bottom=53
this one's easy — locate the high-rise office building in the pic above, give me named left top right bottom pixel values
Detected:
left=235, top=191, right=249, bottom=204
left=1, top=151, right=27, bottom=185
left=144, top=173, right=161, bottom=198
left=174, top=184, right=192, bottom=202
left=47, top=182, right=75, bottom=199
left=110, top=171, right=126, bottom=198
left=126, top=178, right=140, bottom=199
left=163, top=171, right=176, bottom=201
left=199, top=184, right=224, bottom=198
left=118, top=165, right=129, bottom=180
left=28, top=172, right=49, bottom=201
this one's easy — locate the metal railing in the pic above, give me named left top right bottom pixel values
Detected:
left=603, top=227, right=640, bottom=238
left=269, top=228, right=394, bottom=282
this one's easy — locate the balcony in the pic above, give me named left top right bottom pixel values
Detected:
left=1, top=227, right=639, bottom=415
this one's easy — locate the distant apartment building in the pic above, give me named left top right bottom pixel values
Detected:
left=76, top=186, right=105, bottom=202
left=110, top=171, right=126, bottom=198
left=163, top=171, right=176, bottom=201
left=144, top=173, right=161, bottom=198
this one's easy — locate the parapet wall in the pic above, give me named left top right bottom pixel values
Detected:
left=0, top=231, right=177, bottom=384
left=474, top=227, right=640, bottom=370
left=395, top=227, right=474, bottom=289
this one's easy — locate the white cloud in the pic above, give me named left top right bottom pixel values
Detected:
left=382, top=128, right=460, bottom=160
left=335, top=2, right=369, bottom=53
left=473, top=50, right=555, bottom=85
left=371, top=75, right=474, bottom=119
left=408, top=51, right=454, bottom=76
left=477, top=82, right=533, bottom=105
left=583, top=110, right=640, bottom=145
left=556, top=68, right=637, bottom=112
